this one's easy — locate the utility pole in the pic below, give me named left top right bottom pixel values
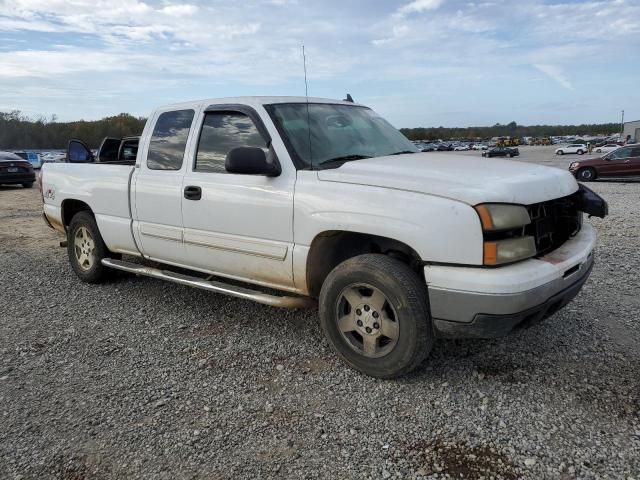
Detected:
left=620, top=110, right=624, bottom=139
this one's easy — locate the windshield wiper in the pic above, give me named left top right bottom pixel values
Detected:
left=389, top=150, right=417, bottom=155
left=317, top=154, right=372, bottom=168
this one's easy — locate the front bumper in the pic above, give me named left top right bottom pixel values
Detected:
left=425, top=222, right=596, bottom=338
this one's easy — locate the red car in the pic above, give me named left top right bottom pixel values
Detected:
left=568, top=144, right=640, bottom=181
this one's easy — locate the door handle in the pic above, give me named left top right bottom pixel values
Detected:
left=184, top=185, right=202, bottom=200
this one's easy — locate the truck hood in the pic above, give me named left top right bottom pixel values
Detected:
left=316, top=153, right=578, bottom=205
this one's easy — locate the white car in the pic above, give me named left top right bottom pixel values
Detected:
left=41, top=96, right=607, bottom=378
left=555, top=144, right=587, bottom=155
left=453, top=145, right=470, bottom=151
left=594, top=144, right=620, bottom=154
left=472, top=144, right=488, bottom=150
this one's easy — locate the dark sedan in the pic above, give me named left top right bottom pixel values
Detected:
left=0, top=152, right=36, bottom=188
left=482, top=146, right=519, bottom=158
left=568, top=144, right=640, bottom=181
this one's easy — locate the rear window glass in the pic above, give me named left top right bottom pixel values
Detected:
left=147, top=109, right=194, bottom=170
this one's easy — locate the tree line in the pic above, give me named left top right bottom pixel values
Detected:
left=400, top=121, right=621, bottom=141
left=0, top=111, right=146, bottom=149
left=0, top=111, right=622, bottom=149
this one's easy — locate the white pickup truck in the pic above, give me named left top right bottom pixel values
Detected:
left=41, top=96, right=607, bottom=378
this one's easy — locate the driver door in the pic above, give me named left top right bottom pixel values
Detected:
left=600, top=147, right=633, bottom=177
left=180, top=106, right=296, bottom=290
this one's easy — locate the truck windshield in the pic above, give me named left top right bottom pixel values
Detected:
left=265, top=103, right=418, bottom=169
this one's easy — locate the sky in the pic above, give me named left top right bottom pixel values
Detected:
left=0, top=0, right=638, bottom=127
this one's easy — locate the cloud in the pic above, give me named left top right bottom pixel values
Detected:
left=0, top=0, right=638, bottom=124
left=533, top=64, right=573, bottom=90
left=395, top=0, right=445, bottom=17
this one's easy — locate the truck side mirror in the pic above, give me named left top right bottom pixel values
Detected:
left=67, top=139, right=95, bottom=163
left=225, top=146, right=281, bottom=176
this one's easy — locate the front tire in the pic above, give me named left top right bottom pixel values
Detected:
left=577, top=167, right=596, bottom=182
left=577, top=149, right=584, bottom=155
left=67, top=211, right=115, bottom=283
left=319, top=254, right=433, bottom=378
left=557, top=150, right=564, bottom=155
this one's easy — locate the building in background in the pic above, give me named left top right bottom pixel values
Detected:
left=623, top=120, right=640, bottom=143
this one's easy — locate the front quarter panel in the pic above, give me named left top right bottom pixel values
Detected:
left=294, top=170, right=484, bottom=265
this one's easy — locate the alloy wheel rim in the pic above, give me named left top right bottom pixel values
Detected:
left=74, top=226, right=96, bottom=271
left=335, top=283, right=399, bottom=358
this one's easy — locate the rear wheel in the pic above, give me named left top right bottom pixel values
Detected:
left=506, top=153, right=512, bottom=158
left=557, top=150, right=564, bottom=155
left=22, top=182, right=33, bottom=188
left=67, top=211, right=116, bottom=283
left=319, top=254, right=433, bottom=378
left=577, top=167, right=596, bottom=182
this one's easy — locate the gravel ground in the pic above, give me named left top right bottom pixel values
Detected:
left=1, top=156, right=639, bottom=479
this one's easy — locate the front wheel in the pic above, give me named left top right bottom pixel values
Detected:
left=506, top=153, right=512, bottom=158
left=319, top=254, right=433, bottom=378
left=577, top=150, right=584, bottom=155
left=557, top=150, right=564, bottom=155
left=67, top=211, right=116, bottom=283
left=596, top=148, right=602, bottom=153
left=577, top=167, right=596, bottom=182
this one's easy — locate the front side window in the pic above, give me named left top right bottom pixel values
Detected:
left=195, top=111, right=267, bottom=173
left=608, top=147, right=632, bottom=160
left=147, top=109, right=194, bottom=170
left=266, top=103, right=417, bottom=169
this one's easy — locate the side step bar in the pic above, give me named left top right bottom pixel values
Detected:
left=101, top=258, right=316, bottom=309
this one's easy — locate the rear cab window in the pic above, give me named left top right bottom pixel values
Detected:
left=147, top=109, right=195, bottom=170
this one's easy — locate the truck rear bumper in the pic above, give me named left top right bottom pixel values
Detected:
left=425, top=222, right=596, bottom=338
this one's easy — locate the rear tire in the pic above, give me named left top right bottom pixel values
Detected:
left=577, top=167, right=596, bottom=182
left=22, top=182, right=33, bottom=188
left=67, top=211, right=116, bottom=283
left=506, top=153, right=512, bottom=158
left=557, top=150, right=564, bottom=155
left=319, top=254, right=433, bottom=379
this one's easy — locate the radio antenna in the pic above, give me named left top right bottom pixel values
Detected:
left=302, top=45, right=313, bottom=165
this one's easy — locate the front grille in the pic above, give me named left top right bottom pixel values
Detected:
left=525, top=193, right=582, bottom=256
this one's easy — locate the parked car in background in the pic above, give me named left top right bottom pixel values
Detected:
left=594, top=144, right=620, bottom=154
left=12, top=151, right=42, bottom=169
left=436, top=143, right=453, bottom=151
left=555, top=144, right=587, bottom=155
left=420, top=144, right=437, bottom=152
left=453, top=145, right=470, bottom=151
left=0, top=151, right=35, bottom=187
left=569, top=144, right=640, bottom=181
left=482, top=146, right=519, bottom=158
left=472, top=144, right=488, bottom=150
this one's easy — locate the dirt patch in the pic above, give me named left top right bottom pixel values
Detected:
left=405, top=438, right=519, bottom=479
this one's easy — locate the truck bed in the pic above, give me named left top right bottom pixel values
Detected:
left=42, top=162, right=138, bottom=254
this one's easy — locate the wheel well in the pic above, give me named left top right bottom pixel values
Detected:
left=305, top=231, right=423, bottom=298
left=61, top=199, right=93, bottom=228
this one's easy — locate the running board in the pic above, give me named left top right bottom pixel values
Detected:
left=101, top=258, right=315, bottom=309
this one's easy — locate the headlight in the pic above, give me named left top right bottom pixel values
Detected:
left=474, top=204, right=531, bottom=231
left=570, top=162, right=579, bottom=168
left=483, top=237, right=537, bottom=265
left=474, top=204, right=536, bottom=265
